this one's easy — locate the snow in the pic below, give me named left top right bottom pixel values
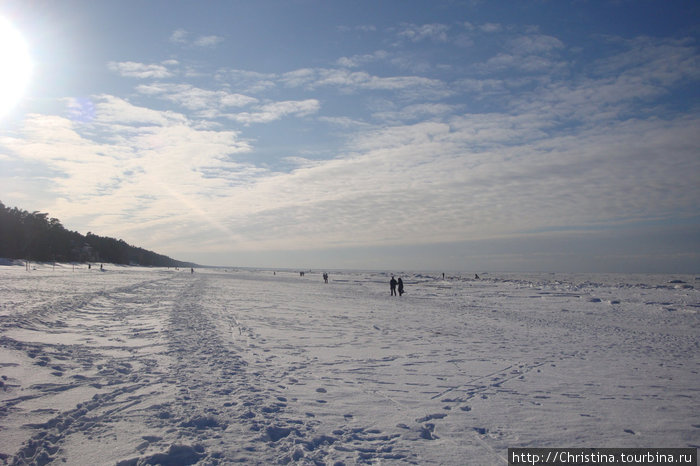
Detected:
left=0, top=264, right=698, bottom=465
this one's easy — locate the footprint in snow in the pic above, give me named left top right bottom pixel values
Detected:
left=416, top=413, right=447, bottom=423
left=420, top=423, right=438, bottom=440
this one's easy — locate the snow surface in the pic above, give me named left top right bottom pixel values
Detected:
left=0, top=263, right=698, bottom=465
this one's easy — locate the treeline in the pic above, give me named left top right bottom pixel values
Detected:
left=0, top=201, right=196, bottom=267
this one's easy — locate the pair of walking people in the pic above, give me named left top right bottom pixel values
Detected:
left=390, top=275, right=404, bottom=296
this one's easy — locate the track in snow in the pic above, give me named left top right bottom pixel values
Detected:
left=1, top=267, right=698, bottom=465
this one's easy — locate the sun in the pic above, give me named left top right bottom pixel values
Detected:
left=0, top=16, right=32, bottom=117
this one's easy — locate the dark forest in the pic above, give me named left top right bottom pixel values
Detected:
left=0, top=201, right=196, bottom=267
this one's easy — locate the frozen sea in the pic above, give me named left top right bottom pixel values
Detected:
left=0, top=263, right=698, bottom=465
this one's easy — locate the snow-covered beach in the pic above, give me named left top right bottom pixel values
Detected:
left=0, top=264, right=698, bottom=465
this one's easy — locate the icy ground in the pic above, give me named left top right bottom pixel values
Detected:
left=0, top=264, right=698, bottom=465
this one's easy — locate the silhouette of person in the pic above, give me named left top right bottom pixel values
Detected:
left=390, top=276, right=397, bottom=296
left=323, top=273, right=328, bottom=283
left=398, top=277, right=404, bottom=296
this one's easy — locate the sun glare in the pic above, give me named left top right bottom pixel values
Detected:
left=0, top=16, right=32, bottom=117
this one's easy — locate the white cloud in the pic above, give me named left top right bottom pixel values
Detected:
left=480, top=23, right=503, bottom=33
left=227, top=65, right=449, bottom=100
left=473, top=30, right=568, bottom=75
left=169, top=28, right=224, bottom=48
left=508, top=38, right=697, bottom=124
left=593, top=36, right=700, bottom=87
left=337, top=24, right=377, bottom=33
left=280, top=68, right=317, bottom=87
left=372, top=103, right=460, bottom=123
left=317, top=116, right=371, bottom=128
left=284, top=68, right=450, bottom=99
left=509, top=34, right=565, bottom=54
left=169, top=28, right=188, bottom=44
left=336, top=50, right=388, bottom=68
left=136, top=83, right=258, bottom=111
left=398, top=23, right=450, bottom=42
left=93, top=94, right=188, bottom=127
left=230, top=99, right=320, bottom=124
left=456, top=78, right=508, bottom=95
left=0, top=96, right=254, bottom=246
left=4, top=96, right=698, bottom=263
left=108, top=61, right=174, bottom=79
left=214, top=69, right=277, bottom=93
left=194, top=35, right=224, bottom=47
left=482, top=53, right=566, bottom=73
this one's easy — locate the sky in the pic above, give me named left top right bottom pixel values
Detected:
left=0, top=0, right=698, bottom=273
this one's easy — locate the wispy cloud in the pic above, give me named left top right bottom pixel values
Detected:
left=92, top=94, right=188, bottom=127
left=280, top=68, right=450, bottom=100
left=593, top=36, right=700, bottom=87
left=336, top=50, right=388, bottom=68
left=398, top=23, right=450, bottom=42
left=509, top=33, right=565, bottom=54
left=337, top=24, right=377, bottom=33
left=137, top=83, right=258, bottom=111
left=229, top=99, right=320, bottom=124
left=372, top=103, right=460, bottom=123
left=169, top=28, right=188, bottom=44
left=169, top=29, right=224, bottom=47
left=1, top=96, right=254, bottom=244
left=108, top=61, right=175, bottom=79
left=480, top=22, right=503, bottom=33
left=194, top=35, right=224, bottom=47
left=214, top=69, right=278, bottom=94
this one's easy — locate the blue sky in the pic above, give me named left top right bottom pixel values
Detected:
left=1, top=0, right=699, bottom=272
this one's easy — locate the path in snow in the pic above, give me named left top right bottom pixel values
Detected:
left=0, top=266, right=698, bottom=465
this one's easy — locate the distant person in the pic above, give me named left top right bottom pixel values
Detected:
left=191, top=268, right=194, bottom=274
left=390, top=276, right=397, bottom=296
left=323, top=273, right=328, bottom=283
left=398, top=277, right=404, bottom=296
left=442, top=272, right=445, bottom=279
left=474, top=273, right=479, bottom=279
left=100, top=264, right=103, bottom=271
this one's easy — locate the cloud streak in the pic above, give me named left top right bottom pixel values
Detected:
left=228, top=99, right=320, bottom=124
left=108, top=61, right=175, bottom=79
left=170, top=28, right=224, bottom=47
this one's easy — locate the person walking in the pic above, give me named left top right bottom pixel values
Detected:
left=398, top=277, right=404, bottom=296
left=390, top=276, right=397, bottom=296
